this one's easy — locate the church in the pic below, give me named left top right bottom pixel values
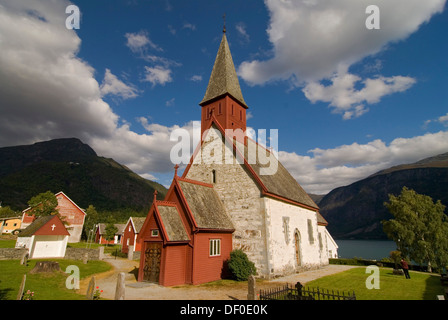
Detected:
left=137, top=29, right=338, bottom=286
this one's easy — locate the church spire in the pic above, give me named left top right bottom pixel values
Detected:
left=200, top=31, right=247, bottom=109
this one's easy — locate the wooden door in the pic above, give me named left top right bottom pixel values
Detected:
left=143, top=242, right=162, bottom=282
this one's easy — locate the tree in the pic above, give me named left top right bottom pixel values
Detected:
left=83, top=205, right=99, bottom=239
left=227, top=249, right=257, bottom=281
left=382, top=187, right=448, bottom=272
left=0, top=206, right=18, bottom=218
left=105, top=223, right=118, bottom=245
left=27, top=191, right=59, bottom=217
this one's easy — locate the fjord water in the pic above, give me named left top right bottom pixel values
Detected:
left=335, top=240, right=397, bottom=260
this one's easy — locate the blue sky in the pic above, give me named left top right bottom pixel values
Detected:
left=1, top=0, right=447, bottom=194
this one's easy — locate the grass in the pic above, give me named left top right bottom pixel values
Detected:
left=0, top=258, right=111, bottom=300
left=305, top=267, right=445, bottom=300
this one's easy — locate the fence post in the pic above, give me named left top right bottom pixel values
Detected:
left=115, top=272, right=125, bottom=300
left=16, top=274, right=26, bottom=300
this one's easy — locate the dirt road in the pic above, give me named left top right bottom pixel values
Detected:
left=78, top=255, right=357, bottom=300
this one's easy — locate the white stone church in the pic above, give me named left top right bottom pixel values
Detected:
left=175, top=30, right=338, bottom=278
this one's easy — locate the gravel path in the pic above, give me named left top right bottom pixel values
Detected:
left=78, top=255, right=357, bottom=300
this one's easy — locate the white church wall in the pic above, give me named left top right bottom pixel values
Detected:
left=264, top=197, right=325, bottom=276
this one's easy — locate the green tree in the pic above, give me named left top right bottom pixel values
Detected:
left=382, top=187, right=448, bottom=272
left=105, top=223, right=118, bottom=245
left=27, top=191, right=59, bottom=217
left=83, top=205, right=99, bottom=239
left=0, top=206, right=18, bottom=218
left=227, top=249, right=257, bottom=281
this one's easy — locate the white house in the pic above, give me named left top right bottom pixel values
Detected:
left=15, top=215, right=69, bottom=259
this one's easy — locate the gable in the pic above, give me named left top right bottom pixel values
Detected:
left=156, top=204, right=190, bottom=242
left=184, top=120, right=319, bottom=211
left=19, top=215, right=69, bottom=237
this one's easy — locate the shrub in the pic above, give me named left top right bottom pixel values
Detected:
left=227, top=249, right=256, bottom=281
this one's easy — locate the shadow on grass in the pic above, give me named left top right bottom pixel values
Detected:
left=424, top=274, right=446, bottom=300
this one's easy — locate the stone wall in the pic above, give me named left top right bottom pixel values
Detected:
left=64, top=247, right=104, bottom=261
left=186, top=127, right=270, bottom=275
left=0, top=248, right=28, bottom=260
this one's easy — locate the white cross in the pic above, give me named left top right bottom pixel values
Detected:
left=51, top=224, right=56, bottom=231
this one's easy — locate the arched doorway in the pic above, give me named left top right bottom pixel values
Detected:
left=294, top=229, right=302, bottom=267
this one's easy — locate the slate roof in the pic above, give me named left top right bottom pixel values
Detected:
left=178, top=179, right=234, bottom=230
left=236, top=138, right=319, bottom=210
left=200, top=33, right=247, bottom=108
left=156, top=204, right=189, bottom=242
left=130, top=217, right=146, bottom=233
left=97, top=223, right=126, bottom=235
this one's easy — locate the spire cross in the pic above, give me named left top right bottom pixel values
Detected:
left=223, top=13, right=226, bottom=33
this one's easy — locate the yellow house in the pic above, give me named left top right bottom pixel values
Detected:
left=0, top=217, right=22, bottom=234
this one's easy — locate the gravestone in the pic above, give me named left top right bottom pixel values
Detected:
left=247, top=275, right=256, bottom=300
left=20, top=252, right=29, bottom=266
left=128, top=245, right=134, bottom=260
left=83, top=253, right=89, bottom=264
left=86, top=276, right=95, bottom=300
left=115, top=272, right=125, bottom=300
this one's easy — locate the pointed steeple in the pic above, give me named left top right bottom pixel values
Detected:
left=200, top=33, right=248, bottom=108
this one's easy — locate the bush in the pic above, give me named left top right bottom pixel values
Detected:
left=227, top=249, right=256, bottom=281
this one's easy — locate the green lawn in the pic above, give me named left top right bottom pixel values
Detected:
left=0, top=258, right=111, bottom=300
left=306, top=267, right=445, bottom=300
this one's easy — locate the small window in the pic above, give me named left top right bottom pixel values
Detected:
left=231, top=104, right=234, bottom=115
left=151, top=229, right=159, bottom=237
left=240, top=110, right=242, bottom=121
left=129, top=226, right=131, bottom=232
left=218, top=103, right=222, bottom=114
left=307, top=219, right=314, bottom=245
left=209, top=239, right=221, bottom=256
left=212, top=169, right=216, bottom=184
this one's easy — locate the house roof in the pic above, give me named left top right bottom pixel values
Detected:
left=22, top=191, right=86, bottom=216
left=155, top=203, right=190, bottom=242
left=177, top=178, right=234, bottom=231
left=18, top=215, right=69, bottom=237
left=97, top=223, right=126, bottom=235
left=200, top=33, right=247, bottom=108
left=128, top=217, right=146, bottom=233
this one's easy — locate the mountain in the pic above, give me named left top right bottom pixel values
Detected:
left=0, top=138, right=167, bottom=212
left=319, top=152, right=448, bottom=240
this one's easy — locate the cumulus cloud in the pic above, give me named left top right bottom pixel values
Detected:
left=0, top=0, right=183, bottom=181
left=238, top=0, right=445, bottom=118
left=303, top=73, right=416, bottom=119
left=143, top=66, right=173, bottom=86
left=280, top=131, right=448, bottom=194
left=100, top=69, right=139, bottom=99
left=125, top=30, right=163, bottom=53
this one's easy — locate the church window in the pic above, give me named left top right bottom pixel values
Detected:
left=307, top=219, right=314, bottom=245
left=209, top=239, right=221, bottom=256
left=231, top=104, right=234, bottom=115
left=151, top=229, right=159, bottom=237
left=240, top=110, right=242, bottom=121
left=218, top=103, right=222, bottom=114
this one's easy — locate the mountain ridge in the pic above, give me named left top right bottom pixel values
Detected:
left=0, top=138, right=167, bottom=213
left=318, top=152, right=448, bottom=240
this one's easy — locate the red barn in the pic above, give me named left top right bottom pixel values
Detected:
left=137, top=175, right=234, bottom=286
left=21, top=191, right=86, bottom=243
left=121, top=216, right=145, bottom=253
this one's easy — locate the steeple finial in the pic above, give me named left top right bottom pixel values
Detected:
left=223, top=13, right=226, bottom=33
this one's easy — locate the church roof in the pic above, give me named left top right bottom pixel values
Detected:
left=155, top=203, right=190, bottom=242
left=200, top=33, right=248, bottom=108
left=177, top=178, right=234, bottom=231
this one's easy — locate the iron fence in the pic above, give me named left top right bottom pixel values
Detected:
left=259, top=282, right=356, bottom=301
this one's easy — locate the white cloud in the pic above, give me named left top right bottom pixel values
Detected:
left=182, top=23, right=196, bottom=31
left=125, top=30, right=163, bottom=53
left=143, top=66, right=172, bottom=86
left=235, top=22, right=250, bottom=43
left=238, top=0, right=445, bottom=118
left=190, top=75, right=202, bottom=82
left=100, top=69, right=139, bottom=99
left=280, top=131, right=448, bottom=194
left=303, top=72, right=416, bottom=119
